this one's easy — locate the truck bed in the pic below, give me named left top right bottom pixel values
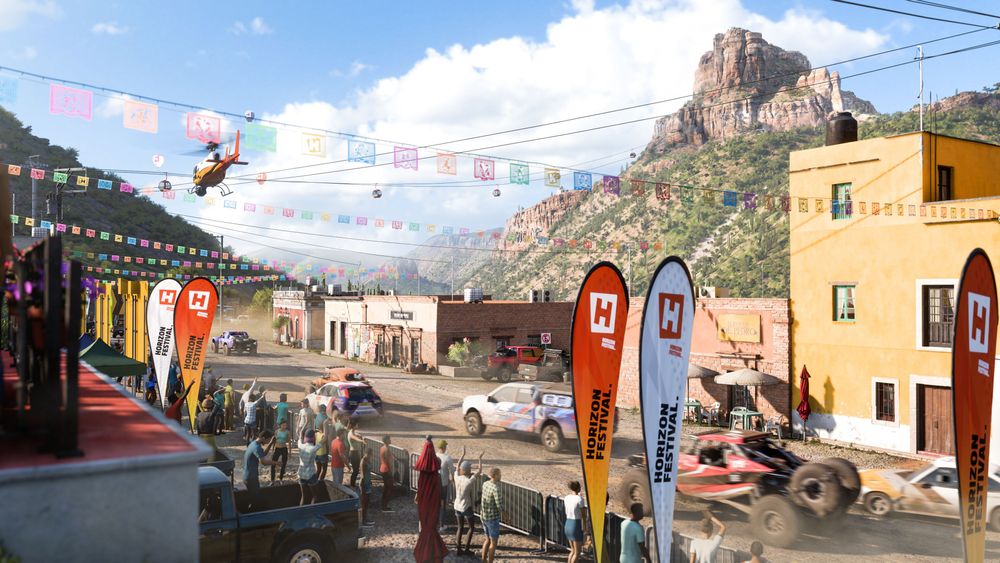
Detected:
left=233, top=481, right=357, bottom=516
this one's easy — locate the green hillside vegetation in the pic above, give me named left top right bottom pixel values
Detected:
left=0, top=106, right=241, bottom=279
left=458, top=92, right=1000, bottom=300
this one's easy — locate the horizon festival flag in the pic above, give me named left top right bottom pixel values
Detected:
left=174, top=277, right=218, bottom=430
left=571, top=262, right=628, bottom=563
left=952, top=248, right=998, bottom=563
left=146, top=278, right=182, bottom=410
left=639, top=257, right=695, bottom=559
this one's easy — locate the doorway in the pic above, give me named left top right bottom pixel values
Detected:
left=339, top=322, right=347, bottom=354
left=917, top=384, right=954, bottom=455
left=391, top=336, right=401, bottom=365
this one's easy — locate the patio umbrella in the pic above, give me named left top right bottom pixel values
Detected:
left=796, top=366, right=811, bottom=439
left=713, top=368, right=783, bottom=386
left=413, top=437, right=448, bottom=563
left=687, top=364, right=720, bottom=379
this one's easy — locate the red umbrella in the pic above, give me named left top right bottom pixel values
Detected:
left=796, top=366, right=811, bottom=437
left=413, top=438, right=448, bottom=563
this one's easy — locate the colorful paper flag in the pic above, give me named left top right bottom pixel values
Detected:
left=7, top=165, right=20, bottom=176
left=545, top=168, right=561, bottom=188
left=574, top=172, right=592, bottom=191
left=186, top=113, right=221, bottom=144
left=97, top=179, right=113, bottom=190
left=302, top=133, right=326, bottom=157
left=52, top=172, right=68, bottom=183
left=394, top=147, right=419, bottom=171
left=76, top=176, right=89, bottom=188
left=603, top=176, right=620, bottom=196
left=123, top=100, right=158, bottom=133
left=510, top=163, right=529, bottom=185
left=348, top=139, right=376, bottom=165
left=473, top=158, right=494, bottom=181
left=30, top=168, right=44, bottom=180
left=0, top=77, right=17, bottom=104
left=723, top=191, right=737, bottom=207
left=437, top=153, right=457, bottom=175
left=49, top=84, right=92, bottom=120
left=245, top=122, right=277, bottom=152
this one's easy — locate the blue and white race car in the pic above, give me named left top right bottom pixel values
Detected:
left=462, top=382, right=616, bottom=452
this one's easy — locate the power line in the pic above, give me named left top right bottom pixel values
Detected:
left=830, top=0, right=998, bottom=27
left=904, top=0, right=1000, bottom=21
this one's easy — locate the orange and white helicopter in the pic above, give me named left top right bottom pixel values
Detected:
left=191, top=130, right=248, bottom=197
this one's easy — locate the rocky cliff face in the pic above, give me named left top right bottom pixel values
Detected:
left=648, top=28, right=876, bottom=151
left=497, top=190, right=588, bottom=252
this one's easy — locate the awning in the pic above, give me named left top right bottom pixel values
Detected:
left=79, top=337, right=147, bottom=378
left=713, top=368, right=783, bottom=386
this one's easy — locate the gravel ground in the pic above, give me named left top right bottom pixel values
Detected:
left=193, top=336, right=998, bottom=562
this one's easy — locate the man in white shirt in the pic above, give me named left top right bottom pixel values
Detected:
left=437, top=440, right=456, bottom=531
left=690, top=511, right=726, bottom=563
left=453, top=447, right=484, bottom=556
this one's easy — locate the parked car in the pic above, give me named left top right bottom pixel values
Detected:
left=517, top=348, right=570, bottom=382
left=462, top=382, right=617, bottom=452
left=860, top=456, right=1000, bottom=530
left=306, top=381, right=383, bottom=419
left=311, top=367, right=367, bottom=390
left=616, top=430, right=860, bottom=548
left=212, top=331, right=258, bottom=355
left=198, top=466, right=363, bottom=562
left=484, top=345, right=544, bottom=382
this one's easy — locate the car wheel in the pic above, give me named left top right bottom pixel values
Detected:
left=540, top=424, right=564, bottom=452
left=497, top=367, right=513, bottom=383
left=616, top=467, right=652, bottom=517
left=790, top=462, right=844, bottom=517
left=274, top=536, right=332, bottom=563
left=822, top=457, right=861, bottom=506
left=863, top=491, right=892, bottom=517
left=751, top=495, right=801, bottom=548
left=465, top=411, right=485, bottom=435
left=480, top=370, right=493, bottom=381
left=213, top=342, right=219, bottom=353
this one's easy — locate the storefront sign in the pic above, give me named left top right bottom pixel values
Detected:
left=717, top=314, right=760, bottom=343
left=390, top=311, right=413, bottom=321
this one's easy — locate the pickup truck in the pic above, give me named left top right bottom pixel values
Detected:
left=484, top=345, right=544, bottom=382
left=517, top=348, right=570, bottom=382
left=199, top=466, right=363, bottom=563
left=212, top=331, right=259, bottom=355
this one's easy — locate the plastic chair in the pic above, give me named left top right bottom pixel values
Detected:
left=764, top=416, right=783, bottom=440
left=700, top=402, right=721, bottom=426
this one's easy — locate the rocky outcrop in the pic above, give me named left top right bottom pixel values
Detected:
left=497, top=190, right=588, bottom=252
left=648, top=28, right=876, bottom=151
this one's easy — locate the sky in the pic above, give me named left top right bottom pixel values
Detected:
left=1, top=0, right=998, bottom=268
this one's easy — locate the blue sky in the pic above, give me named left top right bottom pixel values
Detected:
left=1, top=0, right=998, bottom=264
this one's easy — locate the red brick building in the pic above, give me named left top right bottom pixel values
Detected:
left=323, top=294, right=574, bottom=368
left=619, top=298, right=791, bottom=423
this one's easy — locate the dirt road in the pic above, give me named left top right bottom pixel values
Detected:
left=204, top=337, right=998, bottom=562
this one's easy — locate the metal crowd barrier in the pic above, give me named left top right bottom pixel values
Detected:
left=360, top=437, right=411, bottom=492
left=408, top=452, right=458, bottom=525
left=543, top=495, right=570, bottom=550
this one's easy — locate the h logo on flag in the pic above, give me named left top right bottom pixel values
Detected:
left=658, top=293, right=684, bottom=339
left=590, top=293, right=618, bottom=334
left=969, top=292, right=991, bottom=355
left=189, top=291, right=211, bottom=311
left=159, top=289, right=177, bottom=306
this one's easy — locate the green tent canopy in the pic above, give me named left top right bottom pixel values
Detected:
left=80, top=337, right=147, bottom=379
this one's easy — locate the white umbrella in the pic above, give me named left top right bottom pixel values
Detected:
left=688, top=364, right=720, bottom=379
left=713, top=368, right=783, bottom=386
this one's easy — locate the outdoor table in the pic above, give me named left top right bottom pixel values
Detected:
left=684, top=400, right=702, bottom=422
left=730, top=408, right=764, bottom=431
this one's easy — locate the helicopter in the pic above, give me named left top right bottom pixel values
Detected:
left=191, top=130, right=247, bottom=197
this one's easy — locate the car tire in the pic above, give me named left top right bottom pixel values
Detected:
left=821, top=457, right=861, bottom=506
left=480, top=371, right=493, bottom=381
left=617, top=467, right=652, bottom=517
left=465, top=411, right=485, bottom=435
left=863, top=491, right=893, bottom=517
left=751, top=495, right=801, bottom=548
left=273, top=535, right=332, bottom=563
left=540, top=423, right=564, bottom=452
left=213, top=342, right=219, bottom=353
left=497, top=367, right=513, bottom=383
left=790, top=462, right=844, bottom=517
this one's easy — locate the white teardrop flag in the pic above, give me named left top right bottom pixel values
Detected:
left=146, top=278, right=182, bottom=409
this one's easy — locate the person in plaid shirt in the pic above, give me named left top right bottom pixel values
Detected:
left=480, top=467, right=506, bottom=563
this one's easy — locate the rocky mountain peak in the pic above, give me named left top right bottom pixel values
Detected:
left=649, top=28, right=876, bottom=150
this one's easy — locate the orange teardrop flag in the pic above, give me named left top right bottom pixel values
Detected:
left=571, top=262, right=629, bottom=562
left=173, top=277, right=218, bottom=431
left=952, top=248, right=998, bottom=563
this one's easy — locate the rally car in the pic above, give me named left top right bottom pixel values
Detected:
left=860, top=456, right=1000, bottom=530
left=306, top=381, right=384, bottom=420
left=617, top=430, right=860, bottom=548
left=310, top=366, right=367, bottom=390
left=461, top=382, right=617, bottom=452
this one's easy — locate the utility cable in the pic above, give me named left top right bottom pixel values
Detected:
left=830, top=0, right=998, bottom=27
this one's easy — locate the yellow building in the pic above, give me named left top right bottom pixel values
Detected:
left=789, top=130, right=1000, bottom=455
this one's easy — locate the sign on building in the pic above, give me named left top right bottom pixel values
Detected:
left=390, top=311, right=414, bottom=321
left=540, top=332, right=552, bottom=345
left=716, top=314, right=761, bottom=343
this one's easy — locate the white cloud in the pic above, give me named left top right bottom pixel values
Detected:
left=0, top=0, right=60, bottom=31
left=330, top=60, right=372, bottom=78
left=186, top=0, right=890, bottom=257
left=7, top=45, right=36, bottom=60
left=91, top=21, right=128, bottom=35
left=230, top=16, right=272, bottom=35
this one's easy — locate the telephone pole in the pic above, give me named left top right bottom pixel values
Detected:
left=216, top=234, right=224, bottom=325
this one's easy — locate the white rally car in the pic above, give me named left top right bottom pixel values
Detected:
left=860, top=456, right=1000, bottom=530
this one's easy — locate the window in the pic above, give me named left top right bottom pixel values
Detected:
left=494, top=336, right=512, bottom=349
left=515, top=389, right=534, bottom=404
left=937, top=166, right=953, bottom=201
left=918, top=467, right=958, bottom=489
left=875, top=381, right=895, bottom=422
left=410, top=339, right=421, bottom=363
left=922, top=285, right=955, bottom=348
left=492, top=386, right=518, bottom=403
left=834, top=285, right=856, bottom=322
left=832, top=183, right=852, bottom=220
left=199, top=487, right=224, bottom=523
left=527, top=334, right=542, bottom=347
left=729, top=384, right=754, bottom=410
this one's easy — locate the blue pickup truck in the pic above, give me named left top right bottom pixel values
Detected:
left=198, top=467, right=363, bottom=562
